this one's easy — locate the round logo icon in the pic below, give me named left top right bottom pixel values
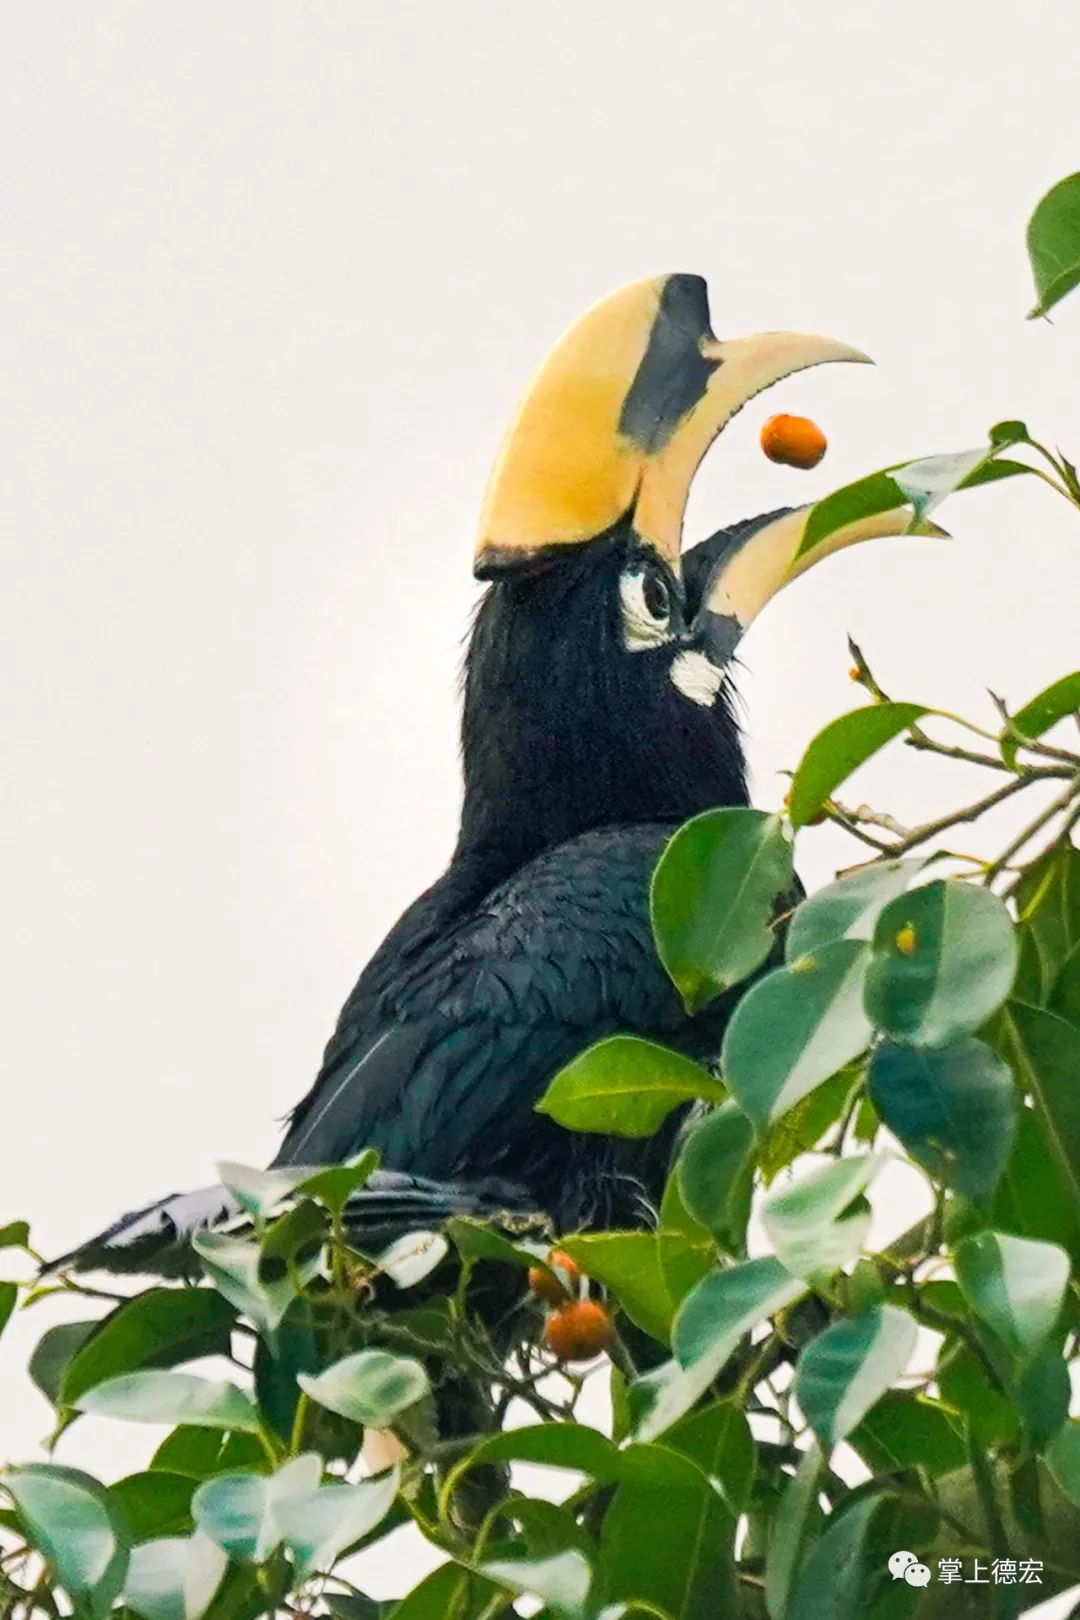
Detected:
left=888, top=1550, right=932, bottom=1587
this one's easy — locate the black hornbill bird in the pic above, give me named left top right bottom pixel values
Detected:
left=58, top=273, right=914, bottom=1274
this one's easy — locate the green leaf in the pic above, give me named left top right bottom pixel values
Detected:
left=597, top=1404, right=740, bottom=1619
left=787, top=704, right=926, bottom=830
left=671, top=1258, right=805, bottom=1395
left=787, top=1496, right=896, bottom=1620
left=797, top=471, right=915, bottom=558
left=273, top=1468, right=399, bottom=1580
left=677, top=1102, right=755, bottom=1253
left=150, top=1427, right=268, bottom=1480
left=669, top=1399, right=756, bottom=1513
left=764, top=1443, right=823, bottom=1620
left=624, top=1359, right=711, bottom=1448
left=757, top=1066, right=861, bottom=1182
left=122, top=1532, right=228, bottom=1620
left=891, top=446, right=1006, bottom=525
left=298, top=1349, right=429, bottom=1427
left=192, top=1455, right=321, bottom=1563
left=991, top=1105, right=1080, bottom=1258
left=1002, top=670, right=1080, bottom=768
left=937, top=1343, right=1019, bottom=1449
left=538, top=1036, right=724, bottom=1138
left=651, top=808, right=794, bottom=1012
left=863, top=880, right=1017, bottom=1047
left=258, top=1199, right=329, bottom=1273
left=954, top=1230, right=1069, bottom=1364
left=0, top=1282, right=17, bottom=1342
left=216, top=1162, right=312, bottom=1220
left=216, top=1152, right=380, bottom=1222
left=110, top=1472, right=196, bottom=1541
left=1051, top=942, right=1080, bottom=1026
left=785, top=861, right=922, bottom=961
left=387, top=1565, right=500, bottom=1620
left=797, top=456, right=1026, bottom=559
left=849, top=1393, right=965, bottom=1479
left=74, top=1371, right=261, bottom=1433
left=444, top=1218, right=548, bottom=1270
left=452, top=1424, right=712, bottom=1500
left=989, top=419, right=1030, bottom=447
left=1046, top=1421, right=1080, bottom=1506
left=659, top=1171, right=717, bottom=1302
left=191, top=1230, right=302, bottom=1335
left=3, top=1464, right=129, bottom=1615
left=62, top=1288, right=237, bottom=1406
left=254, top=1311, right=320, bottom=1449
left=762, top=1155, right=884, bottom=1284
left=453, top=1421, right=622, bottom=1483
left=481, top=1550, right=592, bottom=1619
left=867, top=1037, right=1018, bottom=1207
left=1015, top=844, right=1080, bottom=997
left=1013, top=1350, right=1070, bottom=1450
left=559, top=1231, right=711, bottom=1344
left=722, top=939, right=871, bottom=1126
left=375, top=1230, right=449, bottom=1289
left=293, top=1149, right=381, bottom=1215
left=326, top=1599, right=389, bottom=1620
left=29, top=1320, right=99, bottom=1406
left=1000, top=1002, right=1080, bottom=1217
left=1027, top=171, right=1080, bottom=316
left=0, top=1219, right=30, bottom=1251
left=793, top=1306, right=917, bottom=1448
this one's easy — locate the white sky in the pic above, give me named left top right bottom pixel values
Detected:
left=2, top=2, right=1080, bottom=1609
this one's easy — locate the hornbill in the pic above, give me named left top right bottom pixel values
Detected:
left=57, top=274, right=915, bottom=1276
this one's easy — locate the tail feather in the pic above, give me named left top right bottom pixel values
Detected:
left=47, top=1170, right=543, bottom=1278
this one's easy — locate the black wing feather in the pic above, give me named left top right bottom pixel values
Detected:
left=274, top=823, right=700, bottom=1230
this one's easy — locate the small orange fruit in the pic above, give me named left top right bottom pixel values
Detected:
left=895, top=924, right=918, bottom=955
left=760, top=414, right=827, bottom=470
left=544, top=1299, right=614, bottom=1362
left=528, top=1249, right=581, bottom=1306
left=848, top=666, right=862, bottom=682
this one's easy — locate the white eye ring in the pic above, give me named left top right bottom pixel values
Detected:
left=619, top=569, right=672, bottom=650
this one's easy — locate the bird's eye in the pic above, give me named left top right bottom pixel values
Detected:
left=642, top=571, right=670, bottom=622
left=619, top=565, right=675, bottom=651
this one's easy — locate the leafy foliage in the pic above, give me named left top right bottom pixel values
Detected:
left=3, top=169, right=1080, bottom=1620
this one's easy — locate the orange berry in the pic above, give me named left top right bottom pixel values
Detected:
left=895, top=924, right=918, bottom=955
left=848, top=666, right=862, bottom=682
left=528, top=1249, right=581, bottom=1306
left=544, top=1299, right=613, bottom=1362
left=760, top=414, right=828, bottom=470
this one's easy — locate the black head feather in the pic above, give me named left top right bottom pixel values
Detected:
left=456, top=519, right=749, bottom=878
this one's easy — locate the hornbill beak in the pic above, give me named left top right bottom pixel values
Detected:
left=473, top=272, right=870, bottom=581
left=692, top=504, right=948, bottom=668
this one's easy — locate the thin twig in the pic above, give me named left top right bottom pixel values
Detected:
left=822, top=805, right=892, bottom=852
left=886, top=772, right=1045, bottom=856
left=830, top=800, right=912, bottom=838
left=904, top=733, right=1010, bottom=770
left=983, top=776, right=1080, bottom=883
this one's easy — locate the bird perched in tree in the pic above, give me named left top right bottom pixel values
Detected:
left=57, top=273, right=915, bottom=1275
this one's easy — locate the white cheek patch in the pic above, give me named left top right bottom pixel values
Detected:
left=670, top=648, right=724, bottom=707
left=619, top=572, right=671, bottom=651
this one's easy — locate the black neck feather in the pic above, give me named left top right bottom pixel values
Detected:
left=455, top=534, right=748, bottom=883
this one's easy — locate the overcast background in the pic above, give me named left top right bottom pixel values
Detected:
left=2, top=2, right=1079, bottom=1610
